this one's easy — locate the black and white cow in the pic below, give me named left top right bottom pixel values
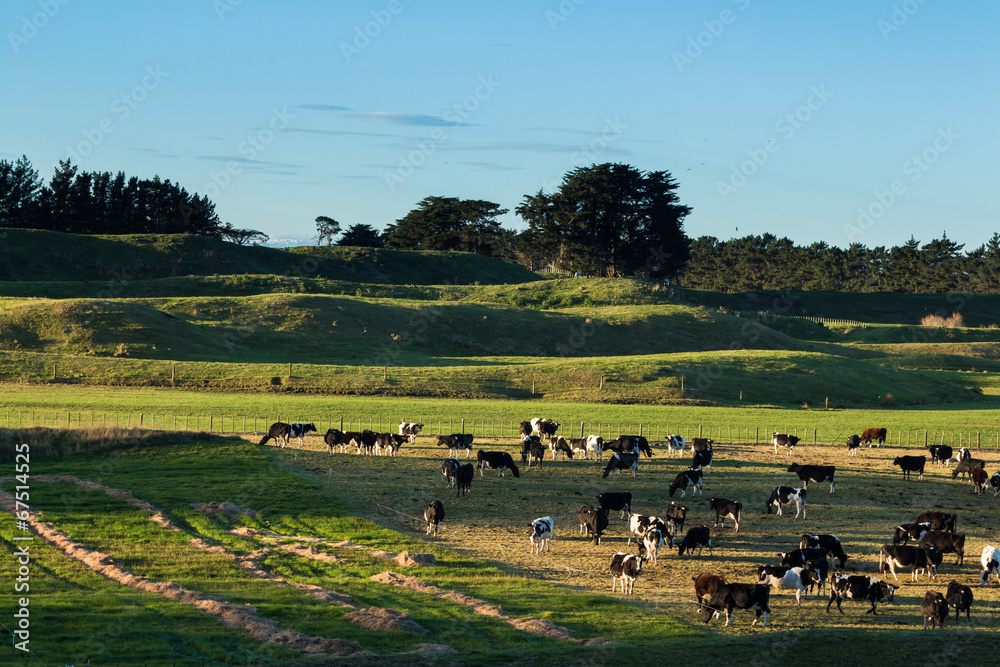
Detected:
left=438, top=434, right=474, bottom=458
left=691, top=448, right=713, bottom=475
left=691, top=438, right=713, bottom=452
left=893, top=455, right=926, bottom=480
left=548, top=436, right=575, bottom=460
left=772, top=432, right=800, bottom=456
left=916, top=511, right=957, bottom=533
left=455, top=463, right=474, bottom=496
left=520, top=436, right=545, bottom=467
left=929, top=445, right=953, bottom=466
left=585, top=435, right=604, bottom=461
left=948, top=447, right=972, bottom=466
left=665, top=502, right=688, bottom=539
left=609, top=552, right=642, bottom=594
left=476, top=450, right=520, bottom=478
left=347, top=429, right=378, bottom=455
left=602, top=451, right=639, bottom=479
left=667, top=435, right=685, bottom=458
left=323, top=428, right=344, bottom=453
left=952, top=457, right=985, bottom=480
left=577, top=505, right=608, bottom=545
left=398, top=421, right=423, bottom=443
left=375, top=432, right=407, bottom=456
left=441, top=458, right=460, bottom=488
left=700, top=583, right=770, bottom=627
left=826, top=575, right=895, bottom=615
left=596, top=492, right=632, bottom=520
left=920, top=590, right=949, bottom=629
left=800, top=534, right=847, bottom=569
left=519, top=421, right=532, bottom=438
left=980, top=546, right=1000, bottom=586
left=640, top=528, right=668, bottom=565
left=892, top=522, right=931, bottom=546
left=627, top=513, right=668, bottom=546
left=678, top=526, right=712, bottom=557
left=990, top=472, right=1000, bottom=497
left=766, top=486, right=806, bottom=519
left=779, top=548, right=828, bottom=569
left=708, top=498, right=741, bottom=532
left=847, top=434, right=861, bottom=457
left=424, top=500, right=444, bottom=536
left=611, top=435, right=653, bottom=458
left=530, top=418, right=560, bottom=438
left=946, top=580, right=973, bottom=626
left=758, top=565, right=816, bottom=607
left=918, top=531, right=965, bottom=565
left=787, top=463, right=835, bottom=494
left=880, top=544, right=935, bottom=581
left=668, top=469, right=703, bottom=498
left=259, top=421, right=316, bottom=448
left=529, top=517, right=553, bottom=555
left=805, top=558, right=829, bottom=597
left=565, top=437, right=590, bottom=460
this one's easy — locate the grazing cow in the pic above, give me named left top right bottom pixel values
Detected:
left=948, top=447, right=971, bottom=466
left=424, top=500, right=444, bottom=536
left=640, top=528, right=668, bottom=565
left=548, top=436, right=575, bottom=460
left=585, top=434, right=604, bottom=460
left=606, top=435, right=653, bottom=458
left=455, top=463, right=474, bottom=496
left=398, top=421, right=423, bottom=443
left=602, top=451, right=640, bottom=479
left=667, top=435, right=686, bottom=458
left=708, top=498, right=741, bottom=532
left=476, top=450, right=520, bottom=478
left=375, top=432, right=407, bottom=456
left=520, top=436, right=545, bottom=467
left=665, top=502, right=688, bottom=539
left=920, top=591, right=949, bottom=629
left=787, top=463, right=836, bottom=494
left=827, top=575, right=894, bottom=615
left=915, top=511, right=957, bottom=533
left=766, top=486, right=806, bottom=519
left=880, top=544, right=936, bottom=581
left=946, top=580, right=973, bottom=626
left=893, top=455, right=926, bottom=480
left=566, top=437, right=589, bottom=460
left=758, top=565, right=815, bottom=607
left=847, top=434, right=861, bottom=456
left=973, top=467, right=989, bottom=495
left=991, top=471, right=1000, bottom=497
left=700, top=583, right=770, bottom=627
left=577, top=505, right=608, bottom=545
left=693, top=572, right=726, bottom=611
left=805, top=558, right=829, bottom=597
left=259, top=421, right=316, bottom=448
left=981, top=546, right=1000, bottom=586
left=323, top=428, right=344, bottom=453
left=800, top=534, right=847, bottom=569
left=530, top=418, right=560, bottom=438
left=952, top=457, right=986, bottom=480
left=678, top=526, right=712, bottom=557
left=893, top=522, right=932, bottom=546
left=669, top=469, right=703, bottom=498
left=921, top=544, right=945, bottom=580
left=596, top=492, right=632, bottom=520
left=627, top=513, right=668, bottom=546
left=929, top=445, right=953, bottom=466
left=691, top=438, right=713, bottom=452
left=772, top=432, right=800, bottom=456
left=691, top=448, right=713, bottom=475
left=529, top=517, right=553, bottom=555
left=609, top=552, right=642, bottom=594
left=779, top=548, right=828, bottom=569
left=438, top=434, right=474, bottom=458
left=860, top=427, right=887, bottom=447
left=441, top=458, right=460, bottom=488
left=918, top=530, right=965, bottom=565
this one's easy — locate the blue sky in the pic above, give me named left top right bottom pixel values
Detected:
left=2, top=0, right=997, bottom=249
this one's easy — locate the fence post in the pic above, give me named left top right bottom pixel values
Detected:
left=699, top=424, right=703, bottom=438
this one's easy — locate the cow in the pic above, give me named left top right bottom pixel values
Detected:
left=826, top=575, right=894, bottom=615
left=441, top=458, right=460, bottom=488
left=929, top=445, right=953, bottom=466
left=787, top=463, right=835, bottom=494
left=669, top=469, right=703, bottom=498
left=860, top=427, right=887, bottom=447
left=664, top=502, right=688, bottom=539
left=627, top=514, right=668, bottom=546
left=805, top=558, right=829, bottom=597
left=758, top=565, right=815, bottom=607
left=915, top=511, right=957, bottom=533
left=800, top=534, right=847, bottom=569
left=920, top=591, right=949, bottom=629
left=893, top=455, right=925, bottom=480
left=609, top=552, right=642, bottom=594
left=948, top=447, right=971, bottom=466
left=323, top=428, right=344, bottom=453
left=952, top=457, right=986, bottom=480
left=596, top=492, right=632, bottom=520
left=548, top=436, right=574, bottom=460
left=640, top=528, right=668, bottom=565
left=476, top=450, right=520, bottom=478
left=259, top=421, right=316, bottom=448
left=520, top=435, right=545, bottom=467
left=424, top=500, right=444, bottom=536
left=678, top=525, right=712, bottom=557
left=577, top=505, right=608, bottom=545
left=772, top=432, right=800, bottom=456
left=920, top=544, right=945, bottom=580
left=667, top=435, right=685, bottom=458
left=519, top=421, right=532, bottom=438
left=342, top=429, right=377, bottom=455
left=708, top=498, right=741, bottom=532
left=691, top=438, right=713, bottom=452
left=779, top=548, right=828, bottom=569
left=530, top=418, right=560, bottom=438
left=438, top=434, right=474, bottom=458
left=880, top=544, right=936, bottom=581
left=455, top=463, right=474, bottom=496
left=700, top=583, right=770, bottom=627
left=847, top=434, right=861, bottom=456
left=946, top=580, right=973, bottom=626
left=991, top=471, right=1000, bottom=497
left=691, top=448, right=713, bottom=475
left=566, top=437, right=590, bottom=460
left=980, top=545, right=1000, bottom=585
left=398, top=421, right=423, bottom=443
left=973, top=467, right=989, bottom=495
left=892, top=522, right=932, bottom=546
left=693, top=572, right=726, bottom=612
left=529, top=517, right=553, bottom=555
left=606, top=435, right=653, bottom=458
left=918, top=530, right=965, bottom=565
left=602, top=451, right=639, bottom=479
left=585, top=434, right=604, bottom=460
left=375, top=432, right=407, bottom=456
left=766, top=486, right=806, bottom=519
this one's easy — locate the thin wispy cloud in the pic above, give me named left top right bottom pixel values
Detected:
left=347, top=111, right=458, bottom=127
left=129, top=148, right=179, bottom=158
left=457, top=161, right=525, bottom=171
left=283, top=127, right=402, bottom=139
left=292, top=104, right=351, bottom=111
left=196, top=155, right=302, bottom=170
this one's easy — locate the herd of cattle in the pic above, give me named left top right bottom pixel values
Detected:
left=257, top=418, right=1000, bottom=630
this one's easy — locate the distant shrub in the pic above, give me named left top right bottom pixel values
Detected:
left=921, top=311, right=964, bottom=327
left=880, top=392, right=896, bottom=408
left=270, top=376, right=282, bottom=386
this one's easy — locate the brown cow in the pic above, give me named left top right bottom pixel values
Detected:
left=693, top=572, right=726, bottom=611
left=860, top=427, right=887, bottom=447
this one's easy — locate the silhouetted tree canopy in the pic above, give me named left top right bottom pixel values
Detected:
left=337, top=223, right=385, bottom=247
left=384, top=196, right=508, bottom=254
